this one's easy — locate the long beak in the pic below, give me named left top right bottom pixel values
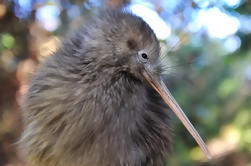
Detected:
left=143, top=68, right=212, bottom=159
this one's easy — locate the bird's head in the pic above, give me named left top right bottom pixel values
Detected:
left=71, top=9, right=211, bottom=159
left=79, top=10, right=162, bottom=80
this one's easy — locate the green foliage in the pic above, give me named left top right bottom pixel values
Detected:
left=1, top=33, right=15, bottom=49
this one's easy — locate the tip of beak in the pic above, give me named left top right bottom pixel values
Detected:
left=205, top=149, right=212, bottom=159
left=142, top=70, right=212, bottom=159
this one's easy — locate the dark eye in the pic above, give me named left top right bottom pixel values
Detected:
left=141, top=53, right=148, bottom=59
left=138, top=51, right=149, bottom=63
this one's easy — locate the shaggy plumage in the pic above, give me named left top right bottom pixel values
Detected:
left=20, top=10, right=172, bottom=166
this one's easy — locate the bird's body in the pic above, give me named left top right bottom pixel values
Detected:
left=20, top=10, right=171, bottom=166
left=20, top=9, right=211, bottom=166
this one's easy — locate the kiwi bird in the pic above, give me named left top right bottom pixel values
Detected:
left=20, top=9, right=211, bottom=166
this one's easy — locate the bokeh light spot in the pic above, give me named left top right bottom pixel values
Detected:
left=224, top=0, right=242, bottom=7
left=224, top=35, right=241, bottom=53
left=218, top=78, right=238, bottom=98
left=129, top=4, right=171, bottom=40
left=189, top=147, right=204, bottom=160
left=36, top=5, right=60, bottom=31
left=196, top=7, right=240, bottom=39
left=1, top=33, right=15, bottom=49
left=0, top=4, right=7, bottom=18
left=244, top=66, right=251, bottom=80
left=243, top=129, right=251, bottom=144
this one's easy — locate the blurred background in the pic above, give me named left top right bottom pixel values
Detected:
left=0, top=0, right=251, bottom=165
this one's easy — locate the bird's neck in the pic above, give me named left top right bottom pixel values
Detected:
left=94, top=70, right=144, bottom=107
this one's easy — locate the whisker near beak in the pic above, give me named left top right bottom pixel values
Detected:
left=143, top=69, right=212, bottom=159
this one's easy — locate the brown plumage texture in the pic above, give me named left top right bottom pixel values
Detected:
left=20, top=9, right=172, bottom=166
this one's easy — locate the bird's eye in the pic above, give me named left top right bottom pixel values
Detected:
left=141, top=53, right=148, bottom=59
left=138, top=51, right=149, bottom=63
